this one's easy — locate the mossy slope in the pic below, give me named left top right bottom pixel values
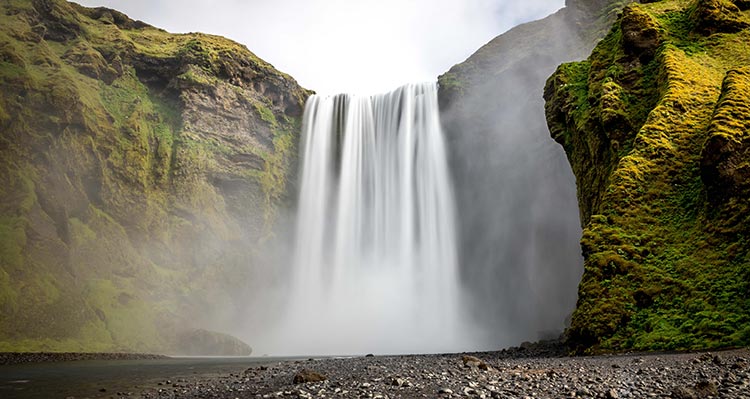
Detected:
left=0, top=0, right=309, bottom=352
left=545, top=0, right=750, bottom=353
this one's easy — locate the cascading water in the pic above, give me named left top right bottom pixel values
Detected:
left=274, top=83, right=472, bottom=355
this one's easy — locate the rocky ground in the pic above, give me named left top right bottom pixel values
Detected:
left=132, top=346, right=750, bottom=399
left=0, top=352, right=168, bottom=366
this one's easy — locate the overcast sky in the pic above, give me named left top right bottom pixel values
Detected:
left=74, top=0, right=565, bottom=94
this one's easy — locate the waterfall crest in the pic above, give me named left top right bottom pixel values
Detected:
left=279, top=82, right=470, bottom=355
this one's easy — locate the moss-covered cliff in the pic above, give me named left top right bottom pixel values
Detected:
left=0, top=0, right=309, bottom=352
left=545, top=0, right=750, bottom=353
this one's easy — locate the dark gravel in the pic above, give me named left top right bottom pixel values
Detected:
left=132, top=347, right=749, bottom=399
left=0, top=352, right=168, bottom=366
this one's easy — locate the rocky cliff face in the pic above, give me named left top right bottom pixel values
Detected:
left=0, top=0, right=309, bottom=352
left=437, top=0, right=631, bottom=344
left=545, top=0, right=750, bottom=352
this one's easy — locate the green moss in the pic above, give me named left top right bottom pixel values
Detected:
left=256, top=122, right=297, bottom=230
left=253, top=100, right=279, bottom=127
left=437, top=71, right=465, bottom=100
left=0, top=269, right=18, bottom=314
left=68, top=217, right=97, bottom=246
left=0, top=217, right=27, bottom=271
left=546, top=0, right=750, bottom=353
left=84, top=279, right=164, bottom=351
left=177, top=65, right=216, bottom=87
left=0, top=0, right=309, bottom=353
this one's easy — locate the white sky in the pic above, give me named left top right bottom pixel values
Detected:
left=74, top=0, right=565, bottom=94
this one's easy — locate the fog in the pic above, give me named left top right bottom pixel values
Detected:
left=227, top=5, right=595, bottom=355
left=439, top=6, right=594, bottom=347
left=58, top=0, right=595, bottom=355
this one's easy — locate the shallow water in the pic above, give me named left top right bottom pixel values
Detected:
left=0, top=356, right=294, bottom=398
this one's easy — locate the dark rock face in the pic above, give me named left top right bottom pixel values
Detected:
left=692, top=0, right=749, bottom=34
left=621, top=5, right=661, bottom=62
left=701, top=68, right=750, bottom=202
left=544, top=0, right=750, bottom=353
left=437, top=0, right=630, bottom=346
left=0, top=0, right=309, bottom=352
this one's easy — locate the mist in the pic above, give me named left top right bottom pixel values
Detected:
left=439, top=6, right=595, bottom=347
left=28, top=0, right=596, bottom=356
left=172, top=3, right=595, bottom=355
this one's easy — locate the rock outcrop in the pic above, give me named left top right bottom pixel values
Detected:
left=175, top=329, right=252, bottom=356
left=545, top=0, right=750, bottom=352
left=436, top=0, right=631, bottom=344
left=0, top=0, right=309, bottom=352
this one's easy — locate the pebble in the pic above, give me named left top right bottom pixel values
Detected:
left=126, top=347, right=750, bottom=399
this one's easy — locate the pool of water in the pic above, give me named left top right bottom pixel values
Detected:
left=0, top=356, right=291, bottom=399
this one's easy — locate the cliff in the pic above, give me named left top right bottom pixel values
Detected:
left=436, top=0, right=631, bottom=344
left=545, top=0, right=750, bottom=352
left=0, top=0, right=309, bottom=352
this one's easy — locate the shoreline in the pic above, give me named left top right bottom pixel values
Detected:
left=2, top=344, right=748, bottom=398
left=137, top=347, right=750, bottom=398
left=0, top=352, right=169, bottom=366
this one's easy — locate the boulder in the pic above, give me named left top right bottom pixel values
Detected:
left=461, top=355, right=491, bottom=370
left=292, top=369, right=327, bottom=384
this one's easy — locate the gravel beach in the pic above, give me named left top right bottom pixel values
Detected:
left=132, top=346, right=749, bottom=399
left=0, top=352, right=168, bottom=366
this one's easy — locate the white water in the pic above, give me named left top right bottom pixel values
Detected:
left=272, top=83, right=472, bottom=355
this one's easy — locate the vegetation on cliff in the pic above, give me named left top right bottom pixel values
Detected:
left=0, top=0, right=309, bottom=352
left=545, top=0, right=750, bottom=353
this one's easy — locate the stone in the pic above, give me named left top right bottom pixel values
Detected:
left=388, top=377, right=406, bottom=386
left=672, top=386, right=697, bottom=399
left=694, top=380, right=719, bottom=396
left=620, top=5, right=661, bottom=62
left=462, top=355, right=491, bottom=371
left=292, top=369, right=327, bottom=384
left=692, top=0, right=749, bottom=34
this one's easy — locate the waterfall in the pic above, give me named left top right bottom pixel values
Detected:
left=277, top=83, right=470, bottom=355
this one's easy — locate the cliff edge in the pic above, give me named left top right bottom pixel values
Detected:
left=0, top=0, right=309, bottom=352
left=545, top=0, right=750, bottom=352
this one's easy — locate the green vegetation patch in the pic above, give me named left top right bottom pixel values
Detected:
left=545, top=0, right=750, bottom=353
left=0, top=0, right=309, bottom=353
